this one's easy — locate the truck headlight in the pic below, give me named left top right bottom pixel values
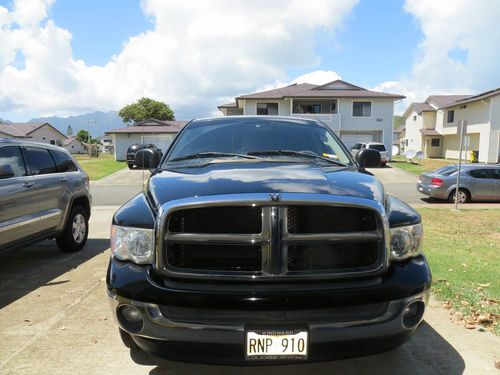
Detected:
left=110, top=225, right=154, bottom=264
left=390, top=223, right=423, bottom=261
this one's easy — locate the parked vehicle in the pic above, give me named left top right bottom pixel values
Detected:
left=417, top=164, right=500, bottom=203
left=0, top=139, right=91, bottom=252
left=126, top=143, right=162, bottom=169
left=351, top=142, right=388, bottom=166
left=107, top=116, right=431, bottom=364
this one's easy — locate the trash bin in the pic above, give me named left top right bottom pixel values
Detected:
left=470, top=150, right=479, bottom=163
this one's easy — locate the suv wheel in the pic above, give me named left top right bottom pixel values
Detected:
left=128, top=164, right=134, bottom=169
left=448, top=189, right=470, bottom=204
left=56, top=206, right=89, bottom=252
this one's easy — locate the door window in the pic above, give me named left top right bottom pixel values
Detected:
left=487, top=169, right=500, bottom=180
left=23, top=147, right=57, bottom=175
left=0, top=146, right=27, bottom=178
left=468, top=169, right=489, bottom=179
left=50, top=150, right=78, bottom=172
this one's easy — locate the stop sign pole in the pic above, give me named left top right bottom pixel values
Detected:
left=453, top=120, right=467, bottom=211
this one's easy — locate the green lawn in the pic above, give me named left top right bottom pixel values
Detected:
left=419, top=208, right=499, bottom=333
left=74, top=153, right=126, bottom=180
left=390, top=155, right=455, bottom=175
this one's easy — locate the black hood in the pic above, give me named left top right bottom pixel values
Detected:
left=147, top=162, right=385, bottom=207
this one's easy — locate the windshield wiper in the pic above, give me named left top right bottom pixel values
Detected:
left=167, top=152, right=260, bottom=163
left=247, top=150, right=347, bottom=166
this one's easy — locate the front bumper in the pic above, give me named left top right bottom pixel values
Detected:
left=107, top=255, right=431, bottom=364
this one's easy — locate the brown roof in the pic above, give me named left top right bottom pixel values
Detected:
left=444, top=88, right=500, bottom=108
left=426, top=95, right=470, bottom=108
left=235, top=80, right=405, bottom=102
left=420, top=129, right=441, bottom=136
left=63, top=136, right=81, bottom=146
left=105, top=119, right=188, bottom=135
left=0, top=122, right=66, bottom=138
left=217, top=102, right=238, bottom=109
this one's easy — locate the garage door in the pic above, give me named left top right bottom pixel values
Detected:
left=142, top=135, right=173, bottom=153
left=340, top=133, right=374, bottom=149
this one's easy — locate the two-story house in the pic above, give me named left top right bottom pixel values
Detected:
left=218, top=80, right=405, bottom=160
left=403, top=88, right=500, bottom=163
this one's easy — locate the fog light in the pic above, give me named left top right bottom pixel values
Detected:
left=402, top=300, right=425, bottom=329
left=117, top=305, right=144, bottom=333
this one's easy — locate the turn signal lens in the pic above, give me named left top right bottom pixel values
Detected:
left=430, top=178, right=443, bottom=186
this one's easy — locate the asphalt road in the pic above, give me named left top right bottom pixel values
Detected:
left=1, top=207, right=498, bottom=374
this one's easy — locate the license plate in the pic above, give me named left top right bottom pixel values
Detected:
left=246, top=329, right=308, bottom=360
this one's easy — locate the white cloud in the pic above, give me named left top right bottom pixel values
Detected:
left=375, top=0, right=500, bottom=114
left=292, top=70, right=342, bottom=85
left=0, top=0, right=358, bottom=119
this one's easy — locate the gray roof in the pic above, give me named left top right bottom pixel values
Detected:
left=217, top=102, right=238, bottom=109
left=105, top=119, right=188, bottom=135
left=234, top=80, right=405, bottom=102
left=0, top=122, right=66, bottom=138
left=444, top=88, right=500, bottom=108
left=426, top=95, right=471, bottom=108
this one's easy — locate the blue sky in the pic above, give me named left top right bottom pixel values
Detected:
left=0, top=0, right=499, bottom=122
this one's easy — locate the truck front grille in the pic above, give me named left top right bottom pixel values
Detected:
left=161, top=203, right=385, bottom=279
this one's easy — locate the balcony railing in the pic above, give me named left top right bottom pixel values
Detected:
left=286, top=113, right=341, bottom=133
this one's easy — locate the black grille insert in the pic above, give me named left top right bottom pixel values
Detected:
left=287, top=206, right=377, bottom=233
left=166, top=243, right=262, bottom=272
left=168, top=206, right=262, bottom=234
left=288, top=243, right=379, bottom=271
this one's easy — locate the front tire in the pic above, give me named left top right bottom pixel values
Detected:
left=56, top=206, right=89, bottom=252
left=448, top=188, right=471, bottom=204
left=127, top=164, right=134, bottom=169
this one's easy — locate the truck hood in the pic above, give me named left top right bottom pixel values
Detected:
left=147, top=162, right=385, bottom=207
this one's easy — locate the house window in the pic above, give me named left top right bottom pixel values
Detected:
left=331, top=100, right=337, bottom=114
left=353, top=101, right=371, bottom=117
left=50, top=140, right=55, bottom=145
left=405, top=140, right=408, bottom=146
left=257, top=103, right=278, bottom=115
left=447, top=110, right=454, bottom=123
left=431, top=138, right=440, bottom=147
left=413, top=115, right=417, bottom=121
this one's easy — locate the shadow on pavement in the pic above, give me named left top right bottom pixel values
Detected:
left=128, top=321, right=465, bottom=375
left=0, top=238, right=109, bottom=309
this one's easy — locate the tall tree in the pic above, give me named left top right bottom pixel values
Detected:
left=66, top=124, right=73, bottom=136
left=118, top=97, right=175, bottom=123
left=76, top=129, right=90, bottom=143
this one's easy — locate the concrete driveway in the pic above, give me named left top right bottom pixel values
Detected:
left=0, top=207, right=499, bottom=374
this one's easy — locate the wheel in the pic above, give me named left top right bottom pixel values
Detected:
left=56, top=206, right=89, bottom=252
left=127, top=164, right=134, bottom=169
left=119, top=329, right=139, bottom=350
left=448, top=189, right=471, bottom=204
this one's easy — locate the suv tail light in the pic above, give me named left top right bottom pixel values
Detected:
left=430, top=177, right=443, bottom=186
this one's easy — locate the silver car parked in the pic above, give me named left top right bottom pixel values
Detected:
left=417, top=164, right=500, bottom=203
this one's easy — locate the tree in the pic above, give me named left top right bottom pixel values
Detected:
left=118, top=97, right=175, bottom=123
left=76, top=129, right=90, bottom=143
left=66, top=124, right=73, bottom=136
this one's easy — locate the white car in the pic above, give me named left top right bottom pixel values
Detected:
left=351, top=142, right=388, bottom=166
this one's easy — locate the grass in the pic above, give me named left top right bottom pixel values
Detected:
left=74, top=153, right=126, bottom=180
left=390, top=155, right=456, bottom=175
left=419, top=208, right=500, bottom=334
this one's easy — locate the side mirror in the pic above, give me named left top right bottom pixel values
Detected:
left=355, top=148, right=381, bottom=168
left=0, top=165, right=15, bottom=179
left=135, top=149, right=160, bottom=169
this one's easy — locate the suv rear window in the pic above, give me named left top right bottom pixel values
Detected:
left=368, top=144, right=386, bottom=152
left=0, top=146, right=26, bottom=178
left=23, top=147, right=57, bottom=175
left=50, top=149, right=78, bottom=172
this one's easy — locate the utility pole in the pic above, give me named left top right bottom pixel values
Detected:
left=453, top=120, right=467, bottom=211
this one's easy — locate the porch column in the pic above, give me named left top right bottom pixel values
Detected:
left=290, top=99, right=293, bottom=115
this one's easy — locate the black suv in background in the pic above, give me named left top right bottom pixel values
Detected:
left=126, top=144, right=162, bottom=169
left=0, top=139, right=91, bottom=253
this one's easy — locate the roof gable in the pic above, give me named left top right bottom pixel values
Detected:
left=312, top=79, right=365, bottom=91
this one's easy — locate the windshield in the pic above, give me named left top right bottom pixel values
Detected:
left=163, top=118, right=352, bottom=166
left=368, top=144, right=386, bottom=152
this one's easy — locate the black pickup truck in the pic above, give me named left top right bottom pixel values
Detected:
left=107, top=116, right=431, bottom=364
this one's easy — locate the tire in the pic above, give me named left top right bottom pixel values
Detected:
left=56, top=206, right=89, bottom=252
left=119, top=329, right=139, bottom=350
left=127, top=164, right=134, bottom=169
left=448, top=188, right=471, bottom=204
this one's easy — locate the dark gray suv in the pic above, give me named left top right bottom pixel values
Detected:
left=0, top=139, right=91, bottom=252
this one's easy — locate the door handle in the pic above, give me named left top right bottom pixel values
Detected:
left=61, top=177, right=68, bottom=182
left=22, top=182, right=34, bottom=188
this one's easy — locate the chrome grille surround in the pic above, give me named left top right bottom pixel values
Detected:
left=155, top=193, right=390, bottom=281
